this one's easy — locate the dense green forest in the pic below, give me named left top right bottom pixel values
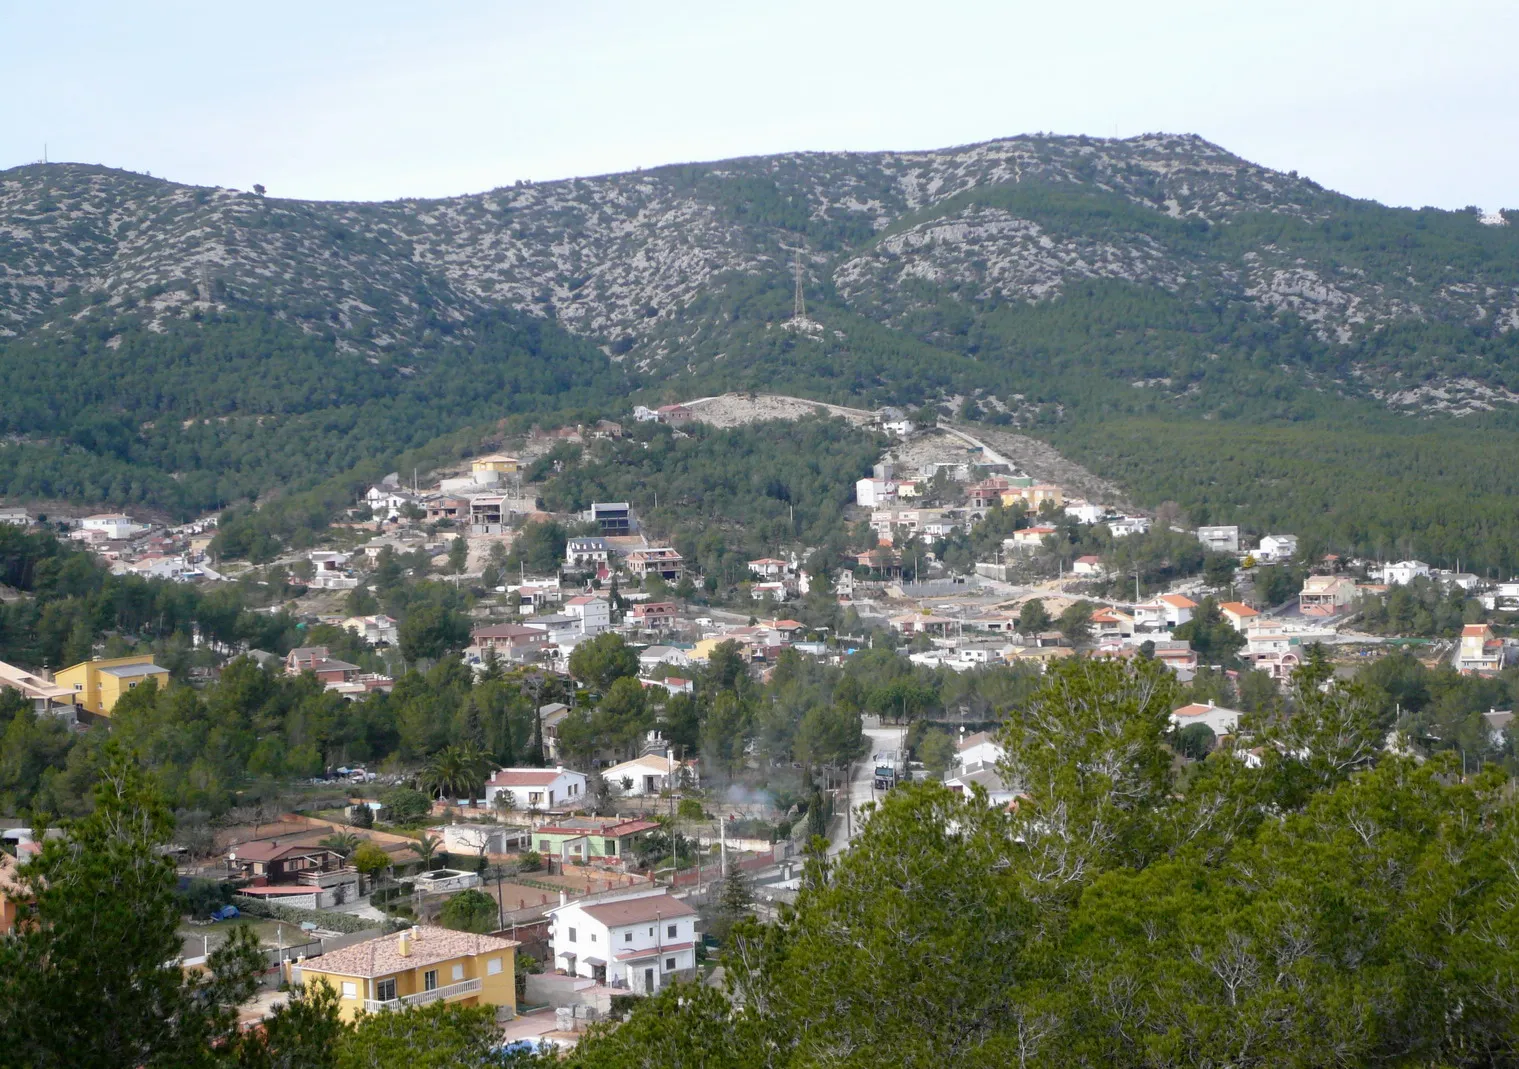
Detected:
left=0, top=307, right=627, bottom=518
left=537, top=416, right=885, bottom=578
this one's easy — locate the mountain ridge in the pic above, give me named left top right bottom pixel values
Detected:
left=6, top=132, right=1519, bottom=567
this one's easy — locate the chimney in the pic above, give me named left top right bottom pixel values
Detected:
left=397, top=931, right=412, bottom=957
left=411, top=924, right=422, bottom=941
left=1208, top=700, right=1214, bottom=707
left=559, top=891, right=568, bottom=906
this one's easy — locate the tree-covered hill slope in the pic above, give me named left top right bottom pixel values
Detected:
left=4, top=133, right=1519, bottom=563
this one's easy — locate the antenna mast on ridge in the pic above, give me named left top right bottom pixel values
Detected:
left=779, top=241, right=819, bottom=333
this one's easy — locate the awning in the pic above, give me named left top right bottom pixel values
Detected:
left=580, top=956, right=606, bottom=967
left=615, top=941, right=695, bottom=962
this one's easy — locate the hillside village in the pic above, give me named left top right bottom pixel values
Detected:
left=3, top=392, right=1519, bottom=1052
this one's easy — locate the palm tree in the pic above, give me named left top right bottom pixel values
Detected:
left=422, top=744, right=492, bottom=803
left=320, top=832, right=360, bottom=858
left=410, top=832, right=441, bottom=872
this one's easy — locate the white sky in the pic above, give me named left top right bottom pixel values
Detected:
left=2, top=1, right=1516, bottom=210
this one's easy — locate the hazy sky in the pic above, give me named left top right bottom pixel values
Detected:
left=3, top=1, right=1515, bottom=209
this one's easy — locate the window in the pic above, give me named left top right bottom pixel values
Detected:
left=604, top=839, right=617, bottom=856
left=487, top=957, right=503, bottom=976
left=648, top=927, right=654, bottom=936
left=340, top=982, right=357, bottom=999
left=452, top=964, right=464, bottom=982
left=590, top=932, right=597, bottom=942
left=424, top=970, right=438, bottom=992
left=665, top=957, right=677, bottom=971
left=667, top=924, right=678, bottom=938
left=73, top=684, right=82, bottom=691
left=624, top=931, right=632, bottom=943
left=128, top=681, right=137, bottom=689
left=376, top=978, right=397, bottom=1002
left=529, top=792, right=543, bottom=804
left=539, top=839, right=550, bottom=851
left=568, top=927, right=577, bottom=943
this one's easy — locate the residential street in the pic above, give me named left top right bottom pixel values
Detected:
left=828, top=717, right=905, bottom=857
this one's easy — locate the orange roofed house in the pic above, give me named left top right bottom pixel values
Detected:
left=290, top=925, right=518, bottom=1023
left=1218, top=601, right=1259, bottom=631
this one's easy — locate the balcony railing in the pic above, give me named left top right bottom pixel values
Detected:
left=362, top=977, right=481, bottom=1013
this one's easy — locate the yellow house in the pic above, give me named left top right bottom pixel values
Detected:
left=291, top=925, right=518, bottom=1023
left=471, top=453, right=520, bottom=477
left=53, top=655, right=170, bottom=716
left=1000, top=484, right=1065, bottom=510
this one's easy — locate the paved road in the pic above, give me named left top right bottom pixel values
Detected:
left=828, top=718, right=906, bottom=857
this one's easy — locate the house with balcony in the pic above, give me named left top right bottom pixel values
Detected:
left=0, top=660, right=78, bottom=720
left=627, top=548, right=684, bottom=581
left=53, top=655, right=170, bottom=717
left=1298, top=575, right=1356, bottom=616
left=291, top=925, right=517, bottom=1023
left=1196, top=526, right=1240, bottom=554
left=629, top=602, right=679, bottom=630
left=1255, top=534, right=1298, bottom=563
left=548, top=889, right=699, bottom=993
left=1133, top=594, right=1197, bottom=630
left=225, top=841, right=359, bottom=908
left=588, top=502, right=633, bottom=536
left=1456, top=624, right=1506, bottom=676
left=470, top=623, right=550, bottom=661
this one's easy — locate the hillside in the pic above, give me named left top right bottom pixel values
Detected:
left=4, top=133, right=1519, bottom=563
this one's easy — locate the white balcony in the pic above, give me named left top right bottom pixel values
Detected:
left=362, top=976, right=482, bottom=1013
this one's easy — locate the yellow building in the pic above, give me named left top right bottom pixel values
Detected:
left=1000, top=484, right=1065, bottom=510
left=53, top=655, right=170, bottom=716
left=471, top=453, right=520, bottom=477
left=291, top=925, right=518, bottom=1023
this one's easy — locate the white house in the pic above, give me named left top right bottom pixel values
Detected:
left=1072, top=555, right=1105, bottom=576
left=944, top=761, right=1017, bottom=807
left=1063, top=502, right=1105, bottom=525
left=1196, top=526, right=1240, bottom=554
left=564, top=595, right=612, bottom=635
left=638, top=645, right=691, bottom=674
left=0, top=508, right=31, bottom=526
left=1106, top=516, right=1151, bottom=538
left=855, top=478, right=898, bottom=508
left=548, top=889, right=699, bottom=993
left=364, top=486, right=416, bottom=522
left=633, top=405, right=659, bottom=423
left=309, top=551, right=358, bottom=590
left=1382, top=560, right=1431, bottom=586
left=482, top=767, right=587, bottom=811
left=747, top=558, right=789, bottom=580
left=565, top=537, right=612, bottom=569
left=1133, top=594, right=1197, bottom=629
left=342, top=614, right=399, bottom=646
left=604, top=753, right=679, bottom=797
left=955, top=730, right=1004, bottom=768
left=1255, top=534, right=1298, bottom=562
left=1170, top=700, right=1244, bottom=737
left=81, top=513, right=143, bottom=540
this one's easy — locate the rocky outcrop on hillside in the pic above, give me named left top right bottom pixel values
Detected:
left=3, top=132, right=1516, bottom=379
